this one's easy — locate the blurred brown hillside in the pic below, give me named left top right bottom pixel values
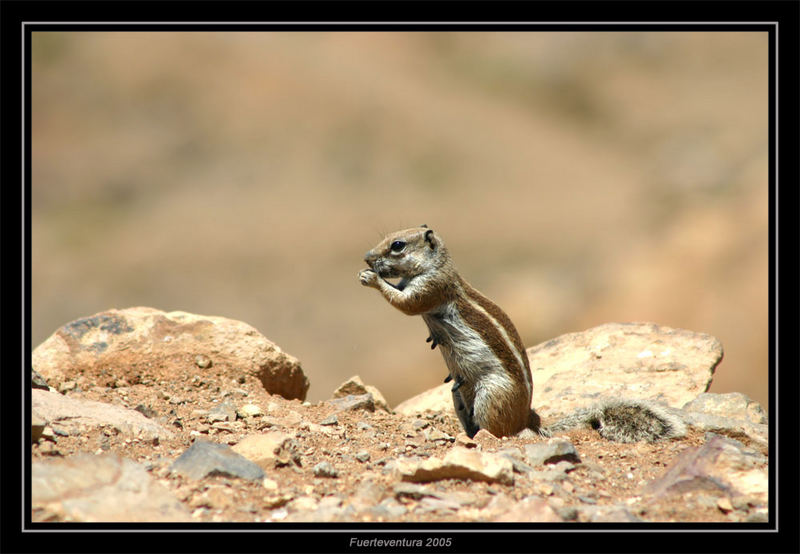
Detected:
left=31, top=32, right=769, bottom=408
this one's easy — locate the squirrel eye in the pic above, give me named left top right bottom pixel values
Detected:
left=390, top=240, right=406, bottom=253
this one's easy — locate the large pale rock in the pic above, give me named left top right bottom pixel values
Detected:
left=397, top=446, right=513, bottom=485
left=682, top=392, right=767, bottom=425
left=31, top=389, right=173, bottom=440
left=31, top=307, right=309, bottom=401
left=32, top=454, right=190, bottom=522
left=393, top=382, right=455, bottom=418
left=530, top=322, right=722, bottom=416
left=395, top=322, right=723, bottom=419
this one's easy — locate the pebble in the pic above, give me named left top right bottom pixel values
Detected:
left=320, top=415, right=339, bottom=426
left=169, top=440, right=265, bottom=482
left=207, top=401, right=237, bottom=423
left=312, top=461, right=338, bottom=478
left=236, top=404, right=263, bottom=419
left=355, top=450, right=371, bottom=463
left=524, top=440, right=581, bottom=466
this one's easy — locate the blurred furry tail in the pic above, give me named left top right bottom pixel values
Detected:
left=540, top=400, right=687, bottom=443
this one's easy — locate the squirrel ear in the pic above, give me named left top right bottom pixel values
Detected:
left=424, top=229, right=436, bottom=248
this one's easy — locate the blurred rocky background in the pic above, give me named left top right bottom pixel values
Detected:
left=31, top=32, right=768, bottom=408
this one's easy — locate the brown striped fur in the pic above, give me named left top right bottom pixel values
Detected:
left=358, top=226, right=534, bottom=437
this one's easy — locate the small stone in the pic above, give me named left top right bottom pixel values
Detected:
left=312, top=461, right=338, bottom=478
left=355, top=450, right=371, bottom=463
left=455, top=433, right=478, bottom=449
left=262, top=478, right=279, bottom=491
left=231, top=432, right=299, bottom=469
left=169, top=440, right=266, bottom=482
left=58, top=381, right=77, bottom=394
left=424, top=428, right=455, bottom=443
left=236, top=404, right=264, bottom=419
left=288, top=495, right=319, bottom=512
left=195, top=354, right=212, bottom=369
left=134, top=404, right=158, bottom=419
left=370, top=498, right=407, bottom=519
left=717, top=497, right=734, bottom=513
left=398, top=446, right=513, bottom=485
left=412, top=419, right=429, bottom=430
left=320, top=415, right=339, bottom=426
left=207, top=401, right=237, bottom=423
left=331, top=375, right=391, bottom=412
left=524, top=440, right=581, bottom=466
left=328, top=394, right=374, bottom=413
left=351, top=478, right=385, bottom=510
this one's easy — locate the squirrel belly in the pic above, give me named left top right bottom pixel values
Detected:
left=358, top=225, right=686, bottom=443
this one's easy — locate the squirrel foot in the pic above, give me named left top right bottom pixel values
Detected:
left=426, top=335, right=438, bottom=349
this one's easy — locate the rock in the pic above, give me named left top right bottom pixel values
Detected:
left=31, top=369, right=50, bottom=390
left=393, top=382, right=454, bottom=418
left=394, top=322, right=722, bottom=420
left=133, top=404, right=158, bottom=419
left=236, top=403, right=264, bottom=419
left=170, top=440, right=266, bottom=482
left=524, top=440, right=581, bottom=466
left=424, top=428, right=455, bottom=443
left=455, top=433, right=478, bottom=449
left=207, top=401, right=237, bottom=423
left=31, top=410, right=47, bottom=443
left=231, top=431, right=299, bottom=469
left=327, top=394, right=374, bottom=413
left=351, top=477, right=385, bottom=510
left=331, top=375, right=391, bottom=412
left=642, top=435, right=768, bottom=503
left=369, top=498, right=408, bottom=519
left=312, top=461, right=338, bottom=478
left=320, top=414, right=339, bottom=426
left=679, top=393, right=769, bottom=448
left=32, top=453, right=190, bottom=522
left=31, top=307, right=309, bottom=401
left=397, top=446, right=514, bottom=485
left=582, top=505, right=641, bottom=522
left=493, top=496, right=562, bottom=522
left=678, top=411, right=768, bottom=449
left=58, top=380, right=77, bottom=394
left=355, top=450, right=371, bottom=463
left=393, top=482, right=440, bottom=500
left=682, top=392, right=767, bottom=425
left=530, top=322, right=722, bottom=416
left=31, top=389, right=173, bottom=440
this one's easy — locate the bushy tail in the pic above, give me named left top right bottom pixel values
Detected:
left=539, top=400, right=687, bottom=443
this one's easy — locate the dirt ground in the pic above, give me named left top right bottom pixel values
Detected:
left=30, top=354, right=765, bottom=524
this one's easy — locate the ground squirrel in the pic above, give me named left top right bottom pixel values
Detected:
left=358, top=225, right=686, bottom=442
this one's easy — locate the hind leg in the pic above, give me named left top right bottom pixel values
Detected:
left=451, top=376, right=480, bottom=438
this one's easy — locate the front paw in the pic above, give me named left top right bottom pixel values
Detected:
left=358, top=268, right=379, bottom=288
